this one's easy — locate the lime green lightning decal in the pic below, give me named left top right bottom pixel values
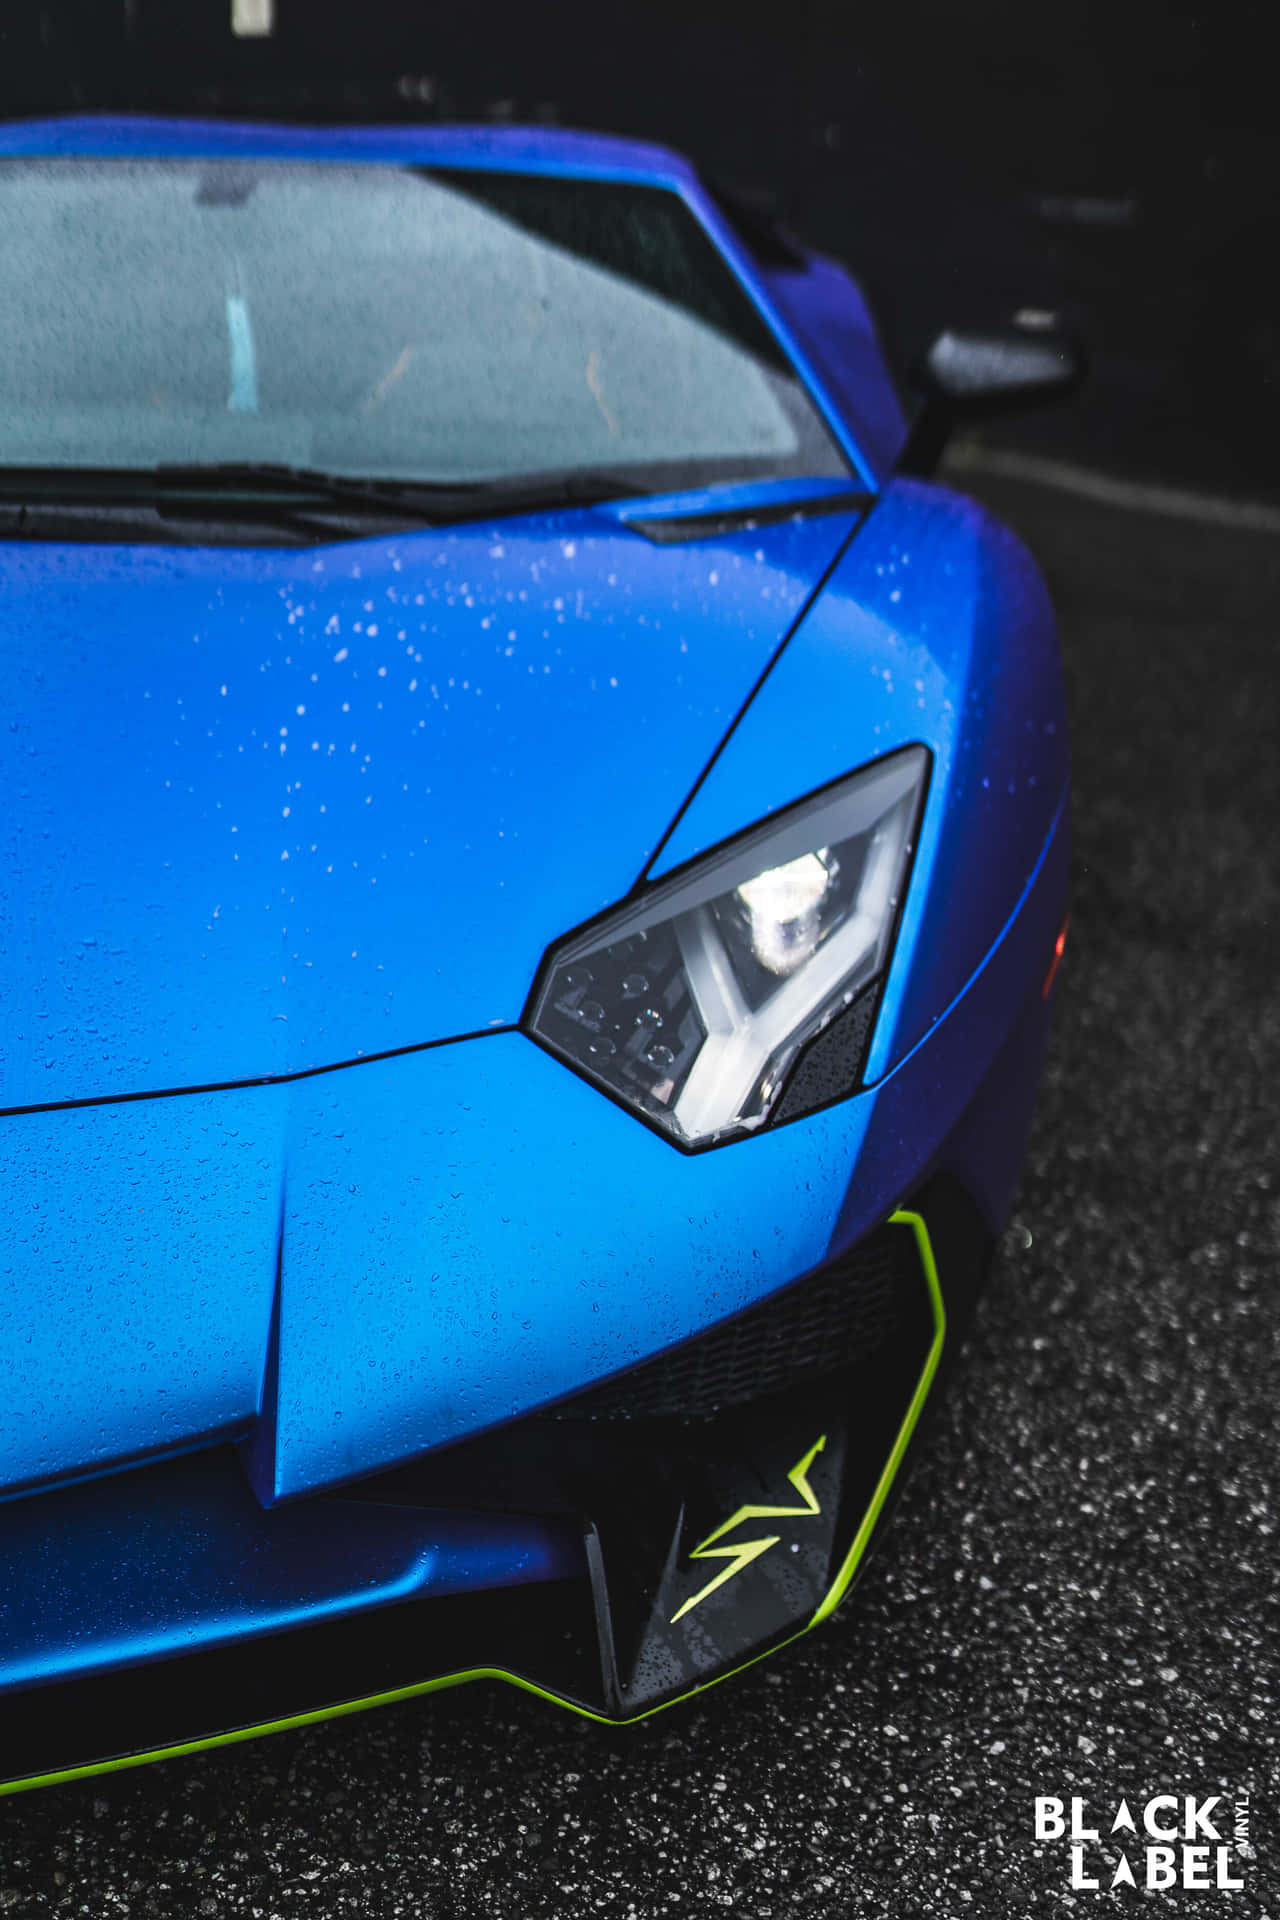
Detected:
left=670, top=1435, right=827, bottom=1624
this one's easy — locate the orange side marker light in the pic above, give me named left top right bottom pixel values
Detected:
left=1042, top=916, right=1069, bottom=998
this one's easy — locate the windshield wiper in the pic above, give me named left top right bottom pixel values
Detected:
left=0, top=462, right=654, bottom=524
left=164, top=462, right=658, bottom=520
left=0, top=462, right=452, bottom=519
left=154, top=461, right=473, bottom=516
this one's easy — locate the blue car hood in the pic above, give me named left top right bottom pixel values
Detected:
left=1, top=503, right=858, bottom=1108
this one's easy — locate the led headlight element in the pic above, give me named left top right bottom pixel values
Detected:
left=528, top=747, right=928, bottom=1147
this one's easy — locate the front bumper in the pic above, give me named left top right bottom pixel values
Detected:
left=0, top=1175, right=990, bottom=1795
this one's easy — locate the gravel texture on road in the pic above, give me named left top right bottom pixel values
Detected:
left=2, top=469, right=1276, bottom=1918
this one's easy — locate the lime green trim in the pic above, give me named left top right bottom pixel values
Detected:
left=809, top=1207, right=946, bottom=1625
left=0, top=1209, right=945, bottom=1798
left=670, top=1432, right=827, bottom=1623
left=0, top=1668, right=608, bottom=1797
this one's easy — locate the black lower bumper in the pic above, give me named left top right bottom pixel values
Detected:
left=0, top=1175, right=990, bottom=1794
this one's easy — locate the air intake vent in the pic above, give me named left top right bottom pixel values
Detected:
left=551, top=1218, right=916, bottom=1422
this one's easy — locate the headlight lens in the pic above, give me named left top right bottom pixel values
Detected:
left=527, top=746, right=927, bottom=1148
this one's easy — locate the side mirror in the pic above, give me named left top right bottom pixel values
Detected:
left=899, top=321, right=1086, bottom=476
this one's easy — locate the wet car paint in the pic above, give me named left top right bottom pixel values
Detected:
left=0, top=506, right=857, bottom=1107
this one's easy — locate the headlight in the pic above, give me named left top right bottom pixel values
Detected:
left=526, top=746, right=928, bottom=1148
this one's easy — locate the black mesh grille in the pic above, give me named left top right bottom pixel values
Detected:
left=769, top=980, right=881, bottom=1128
left=551, top=1220, right=918, bottom=1422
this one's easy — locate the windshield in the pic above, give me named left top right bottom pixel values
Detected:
left=0, top=157, right=849, bottom=492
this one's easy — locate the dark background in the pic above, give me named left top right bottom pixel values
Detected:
left=1, top=9, right=1276, bottom=1915
left=3, top=0, right=1279, bottom=497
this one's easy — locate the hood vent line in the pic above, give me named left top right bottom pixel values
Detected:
left=0, top=1022, right=518, bottom=1123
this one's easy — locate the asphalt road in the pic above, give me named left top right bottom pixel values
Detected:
left=1, top=464, right=1276, bottom=1917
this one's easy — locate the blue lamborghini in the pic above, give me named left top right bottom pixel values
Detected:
left=0, top=115, right=1073, bottom=1792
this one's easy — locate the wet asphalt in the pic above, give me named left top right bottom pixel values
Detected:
left=1, top=464, right=1277, bottom=1916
